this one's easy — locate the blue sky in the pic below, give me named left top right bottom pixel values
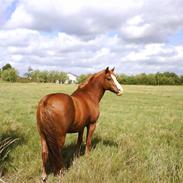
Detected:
left=168, top=31, right=183, bottom=45
left=4, top=0, right=17, bottom=20
left=0, top=0, right=183, bottom=75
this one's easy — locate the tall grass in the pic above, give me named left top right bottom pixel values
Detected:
left=0, top=137, right=19, bottom=177
left=0, top=83, right=183, bottom=182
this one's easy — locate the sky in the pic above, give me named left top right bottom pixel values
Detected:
left=0, top=0, right=183, bottom=75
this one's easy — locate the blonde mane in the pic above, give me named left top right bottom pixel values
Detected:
left=78, top=74, right=93, bottom=89
left=78, top=70, right=104, bottom=89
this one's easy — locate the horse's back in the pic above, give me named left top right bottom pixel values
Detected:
left=37, top=93, right=75, bottom=135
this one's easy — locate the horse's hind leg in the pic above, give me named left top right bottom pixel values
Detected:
left=41, top=136, right=48, bottom=182
left=53, top=135, right=66, bottom=175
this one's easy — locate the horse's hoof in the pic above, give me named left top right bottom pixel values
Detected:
left=41, top=175, right=47, bottom=182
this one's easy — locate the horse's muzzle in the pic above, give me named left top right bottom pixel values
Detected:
left=116, top=90, right=123, bottom=96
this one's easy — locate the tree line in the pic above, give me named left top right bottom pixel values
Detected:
left=117, top=72, right=183, bottom=85
left=76, top=72, right=183, bottom=85
left=0, top=63, right=183, bottom=85
left=0, top=64, right=68, bottom=83
left=25, top=67, right=68, bottom=83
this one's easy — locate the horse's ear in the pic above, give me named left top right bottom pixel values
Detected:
left=105, top=67, right=109, bottom=73
left=111, top=67, right=115, bottom=72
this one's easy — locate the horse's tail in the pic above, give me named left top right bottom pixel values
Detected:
left=37, top=104, right=62, bottom=174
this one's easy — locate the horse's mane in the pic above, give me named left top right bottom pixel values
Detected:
left=78, top=70, right=104, bottom=89
left=78, top=74, right=93, bottom=89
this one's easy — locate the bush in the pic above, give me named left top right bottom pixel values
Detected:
left=1, top=68, right=18, bottom=82
left=16, top=77, right=31, bottom=83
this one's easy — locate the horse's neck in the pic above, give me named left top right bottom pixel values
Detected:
left=86, top=82, right=105, bottom=103
left=73, top=81, right=105, bottom=103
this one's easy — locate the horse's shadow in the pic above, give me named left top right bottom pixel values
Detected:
left=46, top=135, right=117, bottom=175
left=62, top=135, right=118, bottom=169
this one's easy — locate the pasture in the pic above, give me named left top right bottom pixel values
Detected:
left=0, top=83, right=183, bottom=183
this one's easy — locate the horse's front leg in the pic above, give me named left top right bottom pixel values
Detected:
left=76, top=128, right=84, bottom=155
left=85, top=123, right=96, bottom=154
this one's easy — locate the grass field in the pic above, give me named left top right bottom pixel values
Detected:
left=0, top=83, right=183, bottom=183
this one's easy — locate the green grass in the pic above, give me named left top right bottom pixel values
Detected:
left=0, top=83, right=183, bottom=183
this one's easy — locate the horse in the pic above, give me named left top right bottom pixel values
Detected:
left=36, top=67, right=123, bottom=181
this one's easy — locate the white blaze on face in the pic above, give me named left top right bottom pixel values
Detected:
left=111, top=74, right=123, bottom=95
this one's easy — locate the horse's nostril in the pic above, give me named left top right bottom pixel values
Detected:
left=117, top=88, right=121, bottom=93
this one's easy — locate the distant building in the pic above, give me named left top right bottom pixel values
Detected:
left=65, top=73, right=77, bottom=84
left=55, top=80, right=60, bottom=84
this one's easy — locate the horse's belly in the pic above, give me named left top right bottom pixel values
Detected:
left=67, top=128, right=82, bottom=133
left=67, top=120, right=87, bottom=133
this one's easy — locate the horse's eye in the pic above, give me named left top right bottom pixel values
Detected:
left=107, top=77, right=111, bottom=81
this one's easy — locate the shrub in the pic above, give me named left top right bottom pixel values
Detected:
left=1, top=68, right=18, bottom=82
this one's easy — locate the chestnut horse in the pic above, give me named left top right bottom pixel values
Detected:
left=36, top=67, right=123, bottom=181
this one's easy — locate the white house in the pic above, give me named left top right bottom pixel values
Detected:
left=65, top=73, right=77, bottom=84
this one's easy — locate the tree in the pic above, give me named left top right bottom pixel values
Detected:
left=28, top=66, right=33, bottom=73
left=27, top=70, right=68, bottom=83
left=2, top=63, right=12, bottom=71
left=39, top=71, right=48, bottom=83
left=24, top=66, right=34, bottom=80
left=163, top=72, right=180, bottom=84
left=48, top=71, right=59, bottom=83
left=147, top=74, right=157, bottom=85
left=77, top=74, right=89, bottom=84
left=180, top=75, right=183, bottom=85
left=58, top=72, right=68, bottom=84
left=30, top=70, right=41, bottom=82
left=117, top=74, right=125, bottom=84
left=1, top=68, right=18, bottom=82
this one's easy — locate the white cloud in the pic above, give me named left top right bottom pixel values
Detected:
left=123, top=43, right=177, bottom=62
left=5, top=4, right=33, bottom=29
left=0, top=0, right=183, bottom=75
left=4, top=0, right=143, bottom=35
left=0, top=28, right=39, bottom=47
left=121, top=23, right=151, bottom=40
left=126, top=16, right=143, bottom=26
left=4, top=0, right=183, bottom=41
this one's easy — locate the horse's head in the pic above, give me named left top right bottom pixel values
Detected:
left=102, top=67, right=123, bottom=96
